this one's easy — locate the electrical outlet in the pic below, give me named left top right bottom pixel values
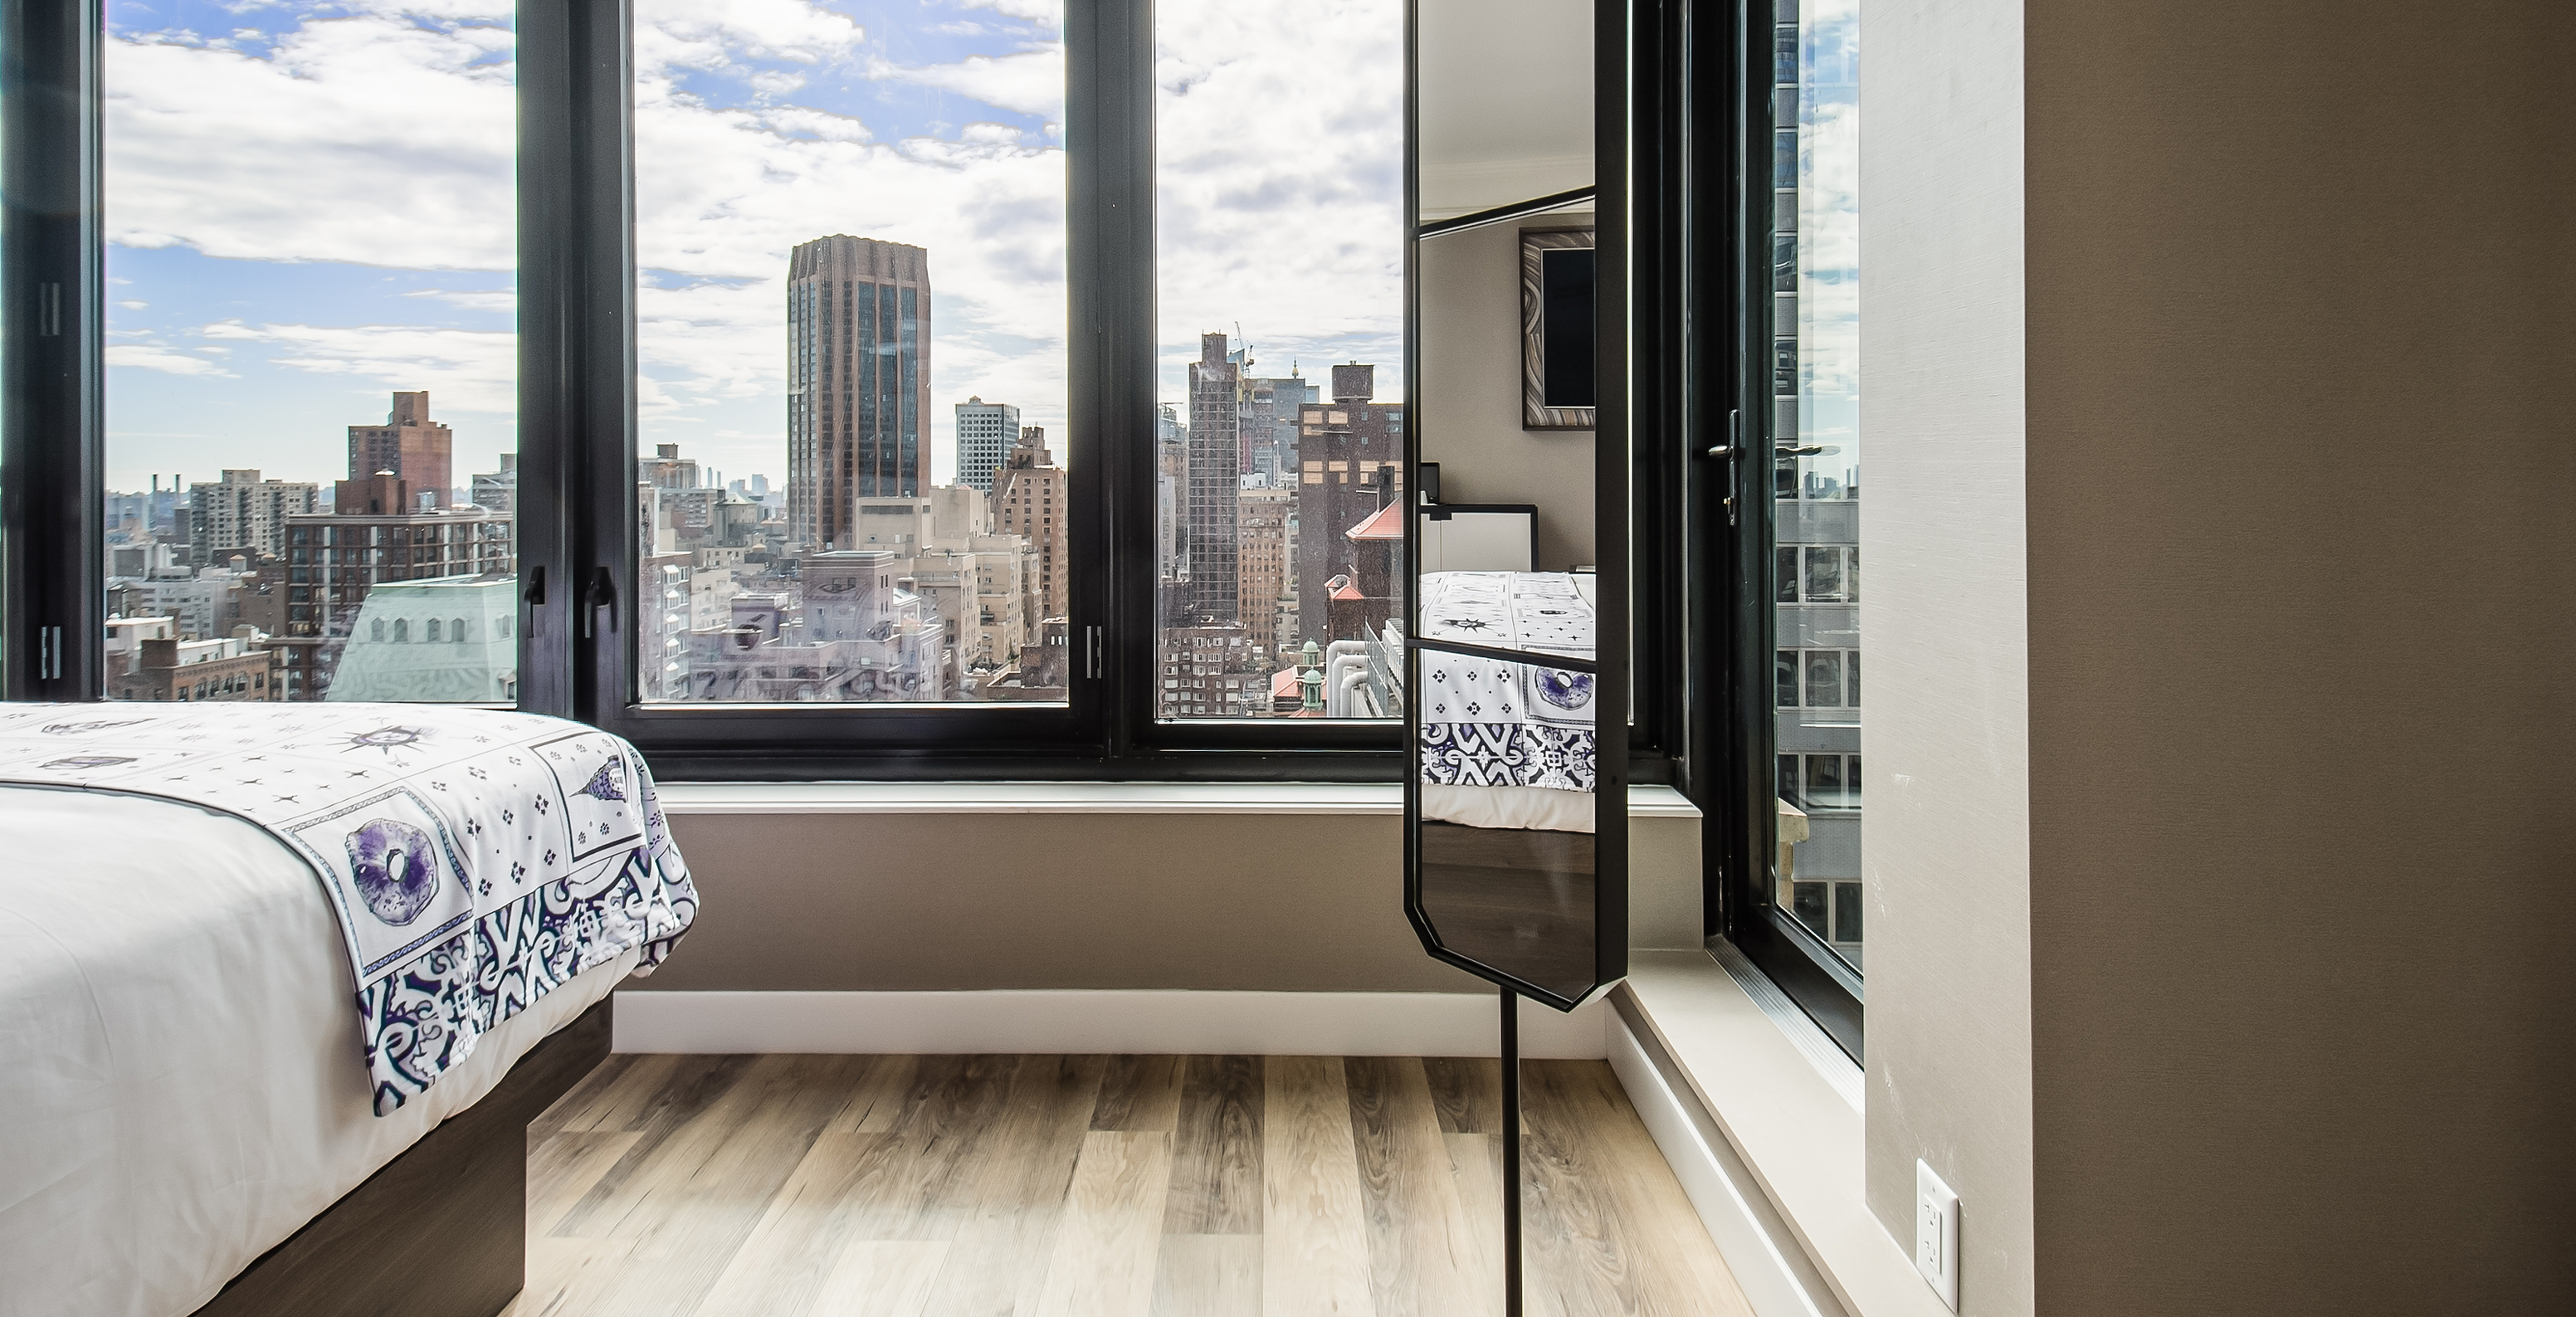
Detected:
left=1915, top=1159, right=1960, bottom=1311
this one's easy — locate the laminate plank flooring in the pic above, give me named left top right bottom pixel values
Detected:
left=511, top=1054, right=1752, bottom=1317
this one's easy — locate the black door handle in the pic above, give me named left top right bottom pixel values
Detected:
left=583, top=567, right=617, bottom=638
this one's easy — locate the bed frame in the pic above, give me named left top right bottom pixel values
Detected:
left=189, top=997, right=614, bottom=1317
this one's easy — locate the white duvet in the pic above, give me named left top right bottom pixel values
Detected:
left=0, top=786, right=633, bottom=1317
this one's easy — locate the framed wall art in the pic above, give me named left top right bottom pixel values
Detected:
left=1520, top=227, right=1597, bottom=430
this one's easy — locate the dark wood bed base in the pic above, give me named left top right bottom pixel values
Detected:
left=190, top=996, right=614, bottom=1317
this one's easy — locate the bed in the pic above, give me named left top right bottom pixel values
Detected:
left=1415, top=570, right=1600, bottom=833
left=0, top=704, right=697, bottom=1317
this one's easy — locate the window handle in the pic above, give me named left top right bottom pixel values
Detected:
left=522, top=563, right=547, bottom=607
left=583, top=567, right=617, bottom=638
left=1707, top=410, right=1744, bottom=525
left=1704, top=408, right=1743, bottom=459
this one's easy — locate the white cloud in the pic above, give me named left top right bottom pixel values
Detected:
left=402, top=288, right=518, bottom=314
left=633, top=0, right=865, bottom=77
left=628, top=10, right=1072, bottom=479
left=1153, top=0, right=1406, bottom=398
left=107, top=343, right=239, bottom=377
left=757, top=105, right=874, bottom=143
left=118, top=299, right=148, bottom=309
left=201, top=319, right=517, bottom=414
left=866, top=46, right=1064, bottom=117
left=954, top=0, right=1061, bottom=23
left=105, top=16, right=516, bottom=271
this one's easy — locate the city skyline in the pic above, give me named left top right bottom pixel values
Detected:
left=101, top=0, right=1412, bottom=495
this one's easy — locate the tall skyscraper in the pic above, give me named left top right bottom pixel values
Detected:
left=1185, top=332, right=1242, bottom=625
left=954, top=396, right=1019, bottom=495
left=788, top=235, right=931, bottom=554
left=346, top=392, right=452, bottom=511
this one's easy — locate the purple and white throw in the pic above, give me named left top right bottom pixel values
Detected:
left=1416, top=573, right=1599, bottom=793
left=0, top=703, right=697, bottom=1114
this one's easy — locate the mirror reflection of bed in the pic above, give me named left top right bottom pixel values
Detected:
left=1415, top=568, right=1599, bottom=1001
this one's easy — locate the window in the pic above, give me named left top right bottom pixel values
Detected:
left=1153, top=0, right=1404, bottom=722
left=1749, top=0, right=1865, bottom=1027
left=99, top=0, right=518, bottom=705
left=1774, top=647, right=1860, bottom=708
left=27, top=0, right=1669, bottom=781
left=627, top=1, right=1068, bottom=708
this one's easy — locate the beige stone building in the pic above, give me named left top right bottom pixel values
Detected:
left=993, top=426, right=1067, bottom=634
left=1237, top=485, right=1294, bottom=661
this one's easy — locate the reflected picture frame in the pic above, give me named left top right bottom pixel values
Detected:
left=1520, top=227, right=1598, bottom=431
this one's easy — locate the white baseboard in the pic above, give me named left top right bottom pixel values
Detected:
left=1608, top=992, right=1851, bottom=1317
left=613, top=988, right=1609, bottom=1060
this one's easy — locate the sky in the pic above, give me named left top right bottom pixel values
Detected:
left=100, top=0, right=1406, bottom=496
left=1792, top=0, right=1861, bottom=494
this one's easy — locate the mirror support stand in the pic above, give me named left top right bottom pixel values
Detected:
left=1500, top=984, right=1524, bottom=1315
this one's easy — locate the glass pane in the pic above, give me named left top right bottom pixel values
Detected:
left=1803, top=752, right=1842, bottom=802
left=105, top=2, right=518, bottom=703
left=1833, top=880, right=1863, bottom=949
left=632, top=2, right=1067, bottom=705
left=1774, top=648, right=1798, bottom=707
left=1770, top=0, right=1860, bottom=968
left=1792, top=880, right=1828, bottom=935
left=1775, top=546, right=1798, bottom=602
left=1419, top=648, right=1599, bottom=1001
left=1803, top=649, right=1842, bottom=708
left=1156, top=0, right=1404, bottom=721
left=1803, top=544, right=1842, bottom=601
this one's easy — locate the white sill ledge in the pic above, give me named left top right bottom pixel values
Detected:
left=657, top=779, right=1702, bottom=817
left=1617, top=950, right=1948, bottom=1317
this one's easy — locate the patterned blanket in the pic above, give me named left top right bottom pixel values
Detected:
left=0, top=703, right=696, bottom=1114
left=1417, top=573, right=1598, bottom=794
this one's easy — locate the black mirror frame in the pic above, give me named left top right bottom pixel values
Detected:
left=1400, top=0, right=1630, bottom=1015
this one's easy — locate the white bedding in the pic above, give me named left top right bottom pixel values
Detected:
left=0, top=786, right=635, bottom=1317
left=1417, top=571, right=1601, bottom=832
left=1422, top=782, right=1598, bottom=834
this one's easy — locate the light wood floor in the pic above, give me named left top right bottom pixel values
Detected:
left=509, top=1053, right=1753, bottom=1317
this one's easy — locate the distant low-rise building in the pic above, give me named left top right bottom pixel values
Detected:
left=279, top=471, right=515, bottom=700
left=187, top=469, right=318, bottom=565
left=325, top=576, right=519, bottom=703
left=109, top=629, right=282, bottom=703
left=1156, top=624, right=1266, bottom=719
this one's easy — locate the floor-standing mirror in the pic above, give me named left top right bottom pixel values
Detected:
left=1402, top=2, right=1630, bottom=1301
left=1403, top=0, right=1627, bottom=1013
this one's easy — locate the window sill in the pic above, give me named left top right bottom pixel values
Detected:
left=1613, top=949, right=1948, bottom=1317
left=656, top=779, right=1701, bottom=817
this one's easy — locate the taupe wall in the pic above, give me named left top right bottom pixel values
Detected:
left=1419, top=214, right=1596, bottom=572
left=1862, top=0, right=2035, bottom=1311
left=2019, top=2, right=2575, bottom=1312
left=1871, top=1, right=2576, bottom=1314
left=635, top=811, right=1701, bottom=992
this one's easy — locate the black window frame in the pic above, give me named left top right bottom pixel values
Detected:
left=1, top=0, right=1691, bottom=791
left=1693, top=0, right=1866, bottom=1058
